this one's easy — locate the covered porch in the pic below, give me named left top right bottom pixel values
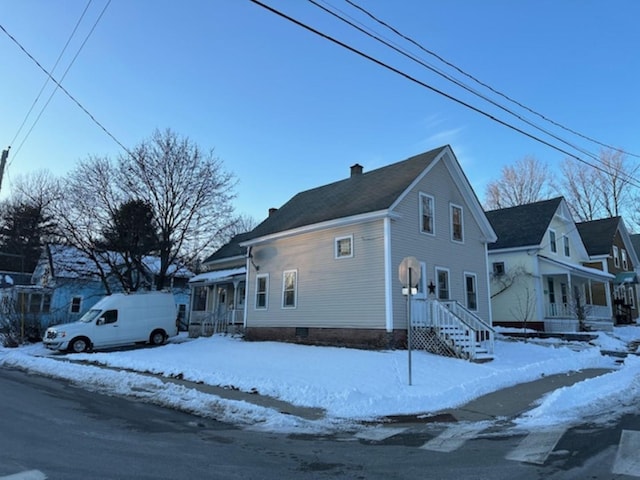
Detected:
left=188, top=267, right=246, bottom=337
left=539, top=256, right=614, bottom=332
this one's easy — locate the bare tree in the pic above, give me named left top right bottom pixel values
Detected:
left=553, top=158, right=601, bottom=221
left=228, top=214, right=259, bottom=238
left=509, top=287, right=536, bottom=327
left=484, top=156, right=552, bottom=209
left=555, top=149, right=637, bottom=223
left=53, top=156, right=123, bottom=294
left=0, top=170, right=60, bottom=272
left=118, top=129, right=236, bottom=289
left=596, top=149, right=637, bottom=218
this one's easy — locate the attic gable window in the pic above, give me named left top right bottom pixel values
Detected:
left=622, top=249, right=628, bottom=270
left=419, top=193, right=435, bottom=235
left=492, top=262, right=505, bottom=276
left=335, top=235, right=353, bottom=259
left=563, top=236, right=570, bottom=257
left=613, top=245, right=620, bottom=268
left=450, top=204, right=464, bottom=243
left=549, top=230, right=557, bottom=253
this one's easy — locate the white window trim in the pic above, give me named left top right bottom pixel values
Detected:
left=563, top=235, right=570, bottom=257
left=334, top=235, right=354, bottom=259
left=549, top=229, right=557, bottom=254
left=613, top=245, right=620, bottom=267
left=622, top=249, right=628, bottom=270
left=255, top=273, right=269, bottom=310
left=450, top=203, right=464, bottom=243
left=464, top=271, right=478, bottom=311
left=282, top=269, right=298, bottom=309
left=419, top=192, right=435, bottom=236
left=413, top=261, right=428, bottom=299
left=69, top=295, right=83, bottom=314
left=435, top=266, right=450, bottom=300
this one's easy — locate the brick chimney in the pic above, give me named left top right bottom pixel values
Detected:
left=350, top=163, right=363, bottom=177
left=268, top=207, right=278, bottom=216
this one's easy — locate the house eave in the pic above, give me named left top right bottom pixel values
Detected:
left=203, top=254, right=246, bottom=268
left=488, top=245, right=541, bottom=255
left=241, top=210, right=399, bottom=246
left=539, top=255, right=615, bottom=281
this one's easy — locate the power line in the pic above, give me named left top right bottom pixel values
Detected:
left=9, top=0, right=93, bottom=149
left=0, top=17, right=132, bottom=160
left=342, top=0, right=640, bottom=160
left=248, top=0, right=640, bottom=190
left=308, top=0, right=604, bottom=166
left=11, top=1, right=112, bottom=165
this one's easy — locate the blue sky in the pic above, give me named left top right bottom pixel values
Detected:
left=1, top=1, right=639, bottom=222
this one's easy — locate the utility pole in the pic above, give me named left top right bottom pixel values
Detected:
left=0, top=146, right=10, bottom=193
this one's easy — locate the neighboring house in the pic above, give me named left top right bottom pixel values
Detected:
left=577, top=216, right=639, bottom=324
left=196, top=146, right=498, bottom=359
left=187, top=233, right=249, bottom=336
left=486, top=197, right=615, bottom=333
left=1, top=244, right=193, bottom=332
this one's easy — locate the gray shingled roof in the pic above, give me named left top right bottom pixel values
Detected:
left=576, top=217, right=620, bottom=257
left=246, top=146, right=447, bottom=239
left=485, top=197, right=563, bottom=250
left=203, top=232, right=253, bottom=264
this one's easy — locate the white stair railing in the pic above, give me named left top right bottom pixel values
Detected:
left=411, top=299, right=494, bottom=360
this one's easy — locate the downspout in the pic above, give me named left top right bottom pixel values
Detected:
left=532, top=254, right=544, bottom=322
left=384, top=217, right=393, bottom=332
left=483, top=242, right=493, bottom=325
left=244, top=247, right=252, bottom=328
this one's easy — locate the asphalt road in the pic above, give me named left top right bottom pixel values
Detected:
left=1, top=367, right=639, bottom=480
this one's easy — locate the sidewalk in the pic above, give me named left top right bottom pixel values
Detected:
left=56, top=356, right=612, bottom=426
left=436, top=368, right=612, bottom=423
left=131, top=365, right=613, bottom=425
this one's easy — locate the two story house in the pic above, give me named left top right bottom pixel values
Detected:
left=195, top=146, right=498, bottom=358
left=486, top=197, right=614, bottom=333
left=577, top=217, right=639, bottom=325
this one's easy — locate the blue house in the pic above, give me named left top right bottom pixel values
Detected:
left=2, top=244, right=193, bottom=334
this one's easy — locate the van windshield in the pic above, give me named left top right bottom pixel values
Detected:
left=78, top=309, right=102, bottom=323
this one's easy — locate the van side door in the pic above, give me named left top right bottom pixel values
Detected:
left=93, top=309, right=121, bottom=347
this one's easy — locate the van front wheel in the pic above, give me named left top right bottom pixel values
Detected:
left=149, top=330, right=166, bottom=346
left=69, top=337, right=90, bottom=353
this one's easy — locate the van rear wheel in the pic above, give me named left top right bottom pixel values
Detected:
left=69, top=337, right=90, bottom=353
left=149, top=330, right=166, bottom=346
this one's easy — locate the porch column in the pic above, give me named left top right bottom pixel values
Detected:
left=604, top=279, right=613, bottom=315
left=232, top=279, right=241, bottom=324
left=533, top=259, right=544, bottom=321
left=567, top=273, right=573, bottom=317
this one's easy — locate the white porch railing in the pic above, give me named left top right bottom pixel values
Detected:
left=545, top=303, right=612, bottom=320
left=189, top=310, right=241, bottom=337
left=411, top=299, right=494, bottom=361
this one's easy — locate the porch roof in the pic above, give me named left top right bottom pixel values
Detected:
left=189, top=267, right=246, bottom=286
left=614, top=271, right=638, bottom=284
left=539, top=255, right=615, bottom=282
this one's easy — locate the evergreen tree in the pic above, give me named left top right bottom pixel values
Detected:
left=0, top=200, right=53, bottom=273
left=99, top=199, right=160, bottom=291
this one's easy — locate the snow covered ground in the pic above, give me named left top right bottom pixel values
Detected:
left=1, top=327, right=640, bottom=433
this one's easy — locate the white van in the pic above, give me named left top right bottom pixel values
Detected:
left=43, top=292, right=179, bottom=353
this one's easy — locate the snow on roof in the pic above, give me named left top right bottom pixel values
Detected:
left=189, top=267, right=246, bottom=284
left=141, top=255, right=193, bottom=278
left=48, top=244, right=193, bottom=279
